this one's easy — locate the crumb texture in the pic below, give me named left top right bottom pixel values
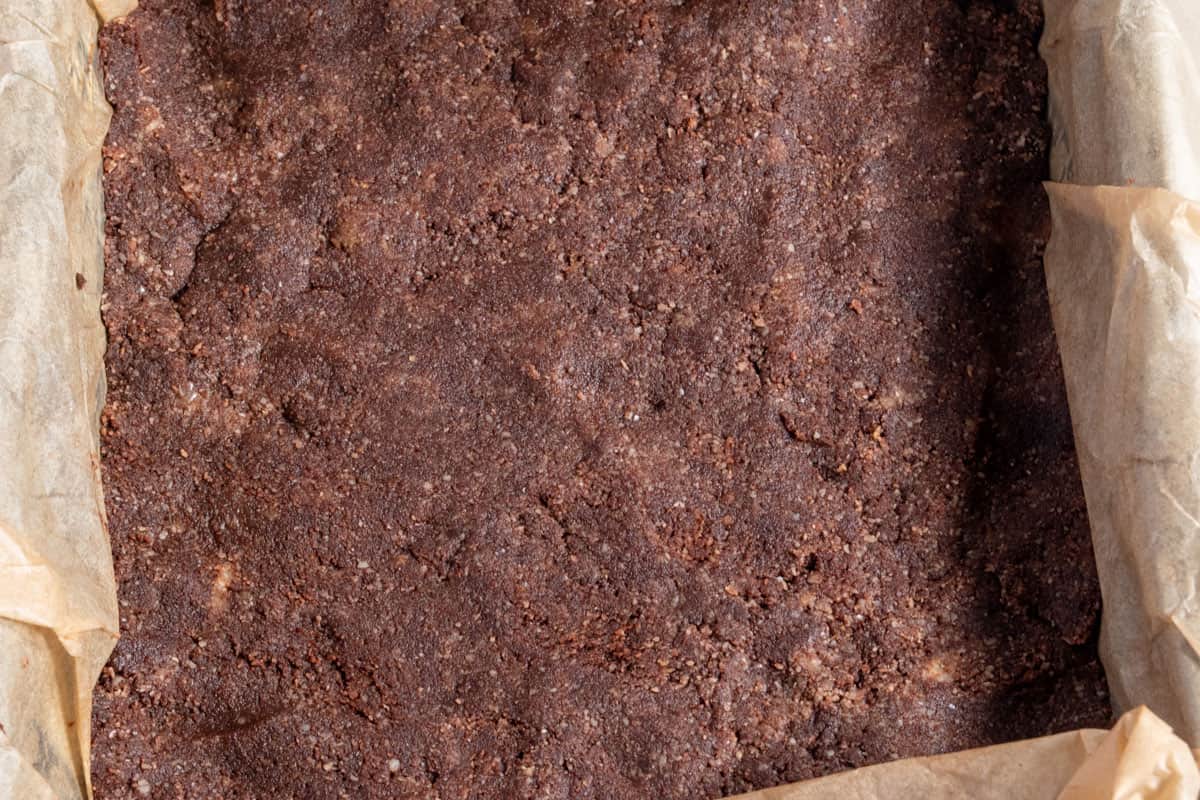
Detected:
left=95, top=1, right=1108, bottom=798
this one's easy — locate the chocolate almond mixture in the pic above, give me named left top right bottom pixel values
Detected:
left=94, top=1, right=1109, bottom=798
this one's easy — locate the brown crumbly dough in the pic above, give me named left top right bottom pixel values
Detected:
left=93, top=1, right=1110, bottom=798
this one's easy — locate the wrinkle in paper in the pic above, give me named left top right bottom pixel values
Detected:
left=1045, top=184, right=1200, bottom=746
left=0, top=0, right=121, bottom=797
left=1041, top=0, right=1200, bottom=198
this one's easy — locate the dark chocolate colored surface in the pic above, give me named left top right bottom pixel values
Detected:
left=95, top=2, right=1108, bottom=797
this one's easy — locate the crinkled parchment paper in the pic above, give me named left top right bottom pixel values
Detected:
left=1043, top=0, right=1200, bottom=200
left=6, top=0, right=1200, bottom=797
left=1042, top=0, right=1200, bottom=745
left=0, top=0, right=131, bottom=797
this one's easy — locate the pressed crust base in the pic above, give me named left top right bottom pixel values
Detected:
left=94, top=2, right=1108, bottom=798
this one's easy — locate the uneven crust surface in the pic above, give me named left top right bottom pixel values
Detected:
left=95, top=1, right=1109, bottom=798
